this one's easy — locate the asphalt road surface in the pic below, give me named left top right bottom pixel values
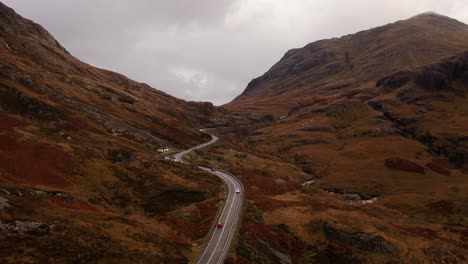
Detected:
left=173, top=130, right=243, bottom=264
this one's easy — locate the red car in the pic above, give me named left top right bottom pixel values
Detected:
left=216, top=222, right=224, bottom=228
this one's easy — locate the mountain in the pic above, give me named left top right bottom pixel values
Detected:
left=2, top=3, right=468, bottom=263
left=214, top=13, right=468, bottom=263
left=0, top=3, right=224, bottom=263
left=0, top=3, right=221, bottom=147
left=226, top=13, right=468, bottom=116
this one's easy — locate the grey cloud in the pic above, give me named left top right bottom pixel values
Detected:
left=3, top=0, right=468, bottom=105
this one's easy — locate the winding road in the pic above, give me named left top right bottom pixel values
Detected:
left=173, top=130, right=243, bottom=264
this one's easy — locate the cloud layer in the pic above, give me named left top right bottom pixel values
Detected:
left=4, top=0, right=468, bottom=105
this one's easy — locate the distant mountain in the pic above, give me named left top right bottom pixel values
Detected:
left=219, top=13, right=468, bottom=263
left=0, top=3, right=224, bottom=263
left=226, top=12, right=468, bottom=116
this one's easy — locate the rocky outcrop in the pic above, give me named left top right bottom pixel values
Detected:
left=2, top=188, right=73, bottom=201
left=420, top=133, right=468, bottom=169
left=323, top=187, right=379, bottom=203
left=415, top=68, right=451, bottom=91
left=0, top=220, right=54, bottom=237
left=376, top=70, right=414, bottom=92
left=415, top=51, right=468, bottom=90
left=324, top=226, right=394, bottom=253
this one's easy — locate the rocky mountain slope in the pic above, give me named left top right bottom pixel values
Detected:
left=216, top=13, right=468, bottom=263
left=226, top=13, right=468, bottom=116
left=0, top=3, right=225, bottom=263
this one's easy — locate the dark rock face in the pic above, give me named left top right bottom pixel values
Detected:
left=454, top=52, right=468, bottom=82
left=241, top=76, right=266, bottom=96
left=376, top=70, right=413, bottom=92
left=415, top=64, right=453, bottom=91
left=414, top=51, right=468, bottom=91
left=385, top=157, right=425, bottom=174
left=380, top=110, right=418, bottom=128
left=324, top=226, right=395, bottom=253
left=396, top=87, right=427, bottom=103
left=377, top=51, right=468, bottom=92
left=236, top=44, right=342, bottom=100
left=290, top=51, right=337, bottom=75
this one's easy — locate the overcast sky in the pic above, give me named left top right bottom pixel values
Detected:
left=4, top=1, right=468, bottom=105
